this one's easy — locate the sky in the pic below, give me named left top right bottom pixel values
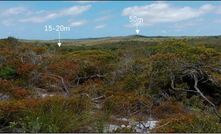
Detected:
left=1, top=1, right=221, bottom=40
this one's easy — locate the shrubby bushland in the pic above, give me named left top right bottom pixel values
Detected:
left=1, top=37, right=221, bottom=132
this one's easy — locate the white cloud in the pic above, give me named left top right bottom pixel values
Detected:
left=95, top=24, right=106, bottom=29
left=60, top=5, right=91, bottom=16
left=174, top=18, right=204, bottom=30
left=19, top=13, right=57, bottom=23
left=70, top=20, right=86, bottom=27
left=122, top=2, right=215, bottom=26
left=1, top=7, right=28, bottom=16
left=20, top=5, right=91, bottom=23
left=94, top=16, right=111, bottom=22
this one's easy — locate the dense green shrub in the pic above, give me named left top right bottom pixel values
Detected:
left=15, top=104, right=91, bottom=132
left=146, top=40, right=221, bottom=95
left=0, top=96, right=93, bottom=133
left=0, top=66, right=16, bottom=79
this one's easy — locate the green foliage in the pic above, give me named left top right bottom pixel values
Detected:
left=0, top=66, right=16, bottom=79
left=7, top=37, right=19, bottom=45
left=114, top=127, right=135, bottom=133
left=70, top=50, right=116, bottom=76
left=183, top=96, right=205, bottom=111
left=94, top=113, right=110, bottom=133
left=6, top=96, right=92, bottom=133
left=146, top=40, right=221, bottom=95
left=123, top=75, right=142, bottom=91
left=16, top=104, right=90, bottom=132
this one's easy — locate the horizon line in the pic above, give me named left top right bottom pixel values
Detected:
left=1, top=34, right=221, bottom=41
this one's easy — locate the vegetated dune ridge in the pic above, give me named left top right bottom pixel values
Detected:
left=1, top=35, right=221, bottom=133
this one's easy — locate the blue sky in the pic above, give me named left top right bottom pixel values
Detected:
left=0, top=1, right=221, bottom=40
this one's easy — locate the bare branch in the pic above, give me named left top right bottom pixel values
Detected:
left=39, top=73, right=69, bottom=95
left=170, top=75, right=198, bottom=93
left=192, top=74, right=221, bottom=120
left=171, top=69, right=221, bottom=121
left=80, top=93, right=105, bottom=103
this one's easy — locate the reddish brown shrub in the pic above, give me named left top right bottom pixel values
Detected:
left=17, top=63, right=36, bottom=77
left=152, top=101, right=186, bottom=119
left=11, top=87, right=30, bottom=99
left=103, top=92, right=151, bottom=116
left=152, top=113, right=194, bottom=133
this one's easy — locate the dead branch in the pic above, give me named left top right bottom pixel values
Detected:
left=91, top=95, right=105, bottom=101
left=192, top=74, right=221, bottom=121
left=80, top=93, right=106, bottom=103
left=154, top=121, right=171, bottom=130
left=20, top=56, right=24, bottom=63
left=39, top=73, right=69, bottom=95
left=171, top=69, right=221, bottom=121
left=170, top=75, right=198, bottom=93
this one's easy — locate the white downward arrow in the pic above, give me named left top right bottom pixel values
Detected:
left=58, top=31, right=61, bottom=47
left=58, top=42, right=61, bottom=47
left=136, top=29, right=140, bottom=34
